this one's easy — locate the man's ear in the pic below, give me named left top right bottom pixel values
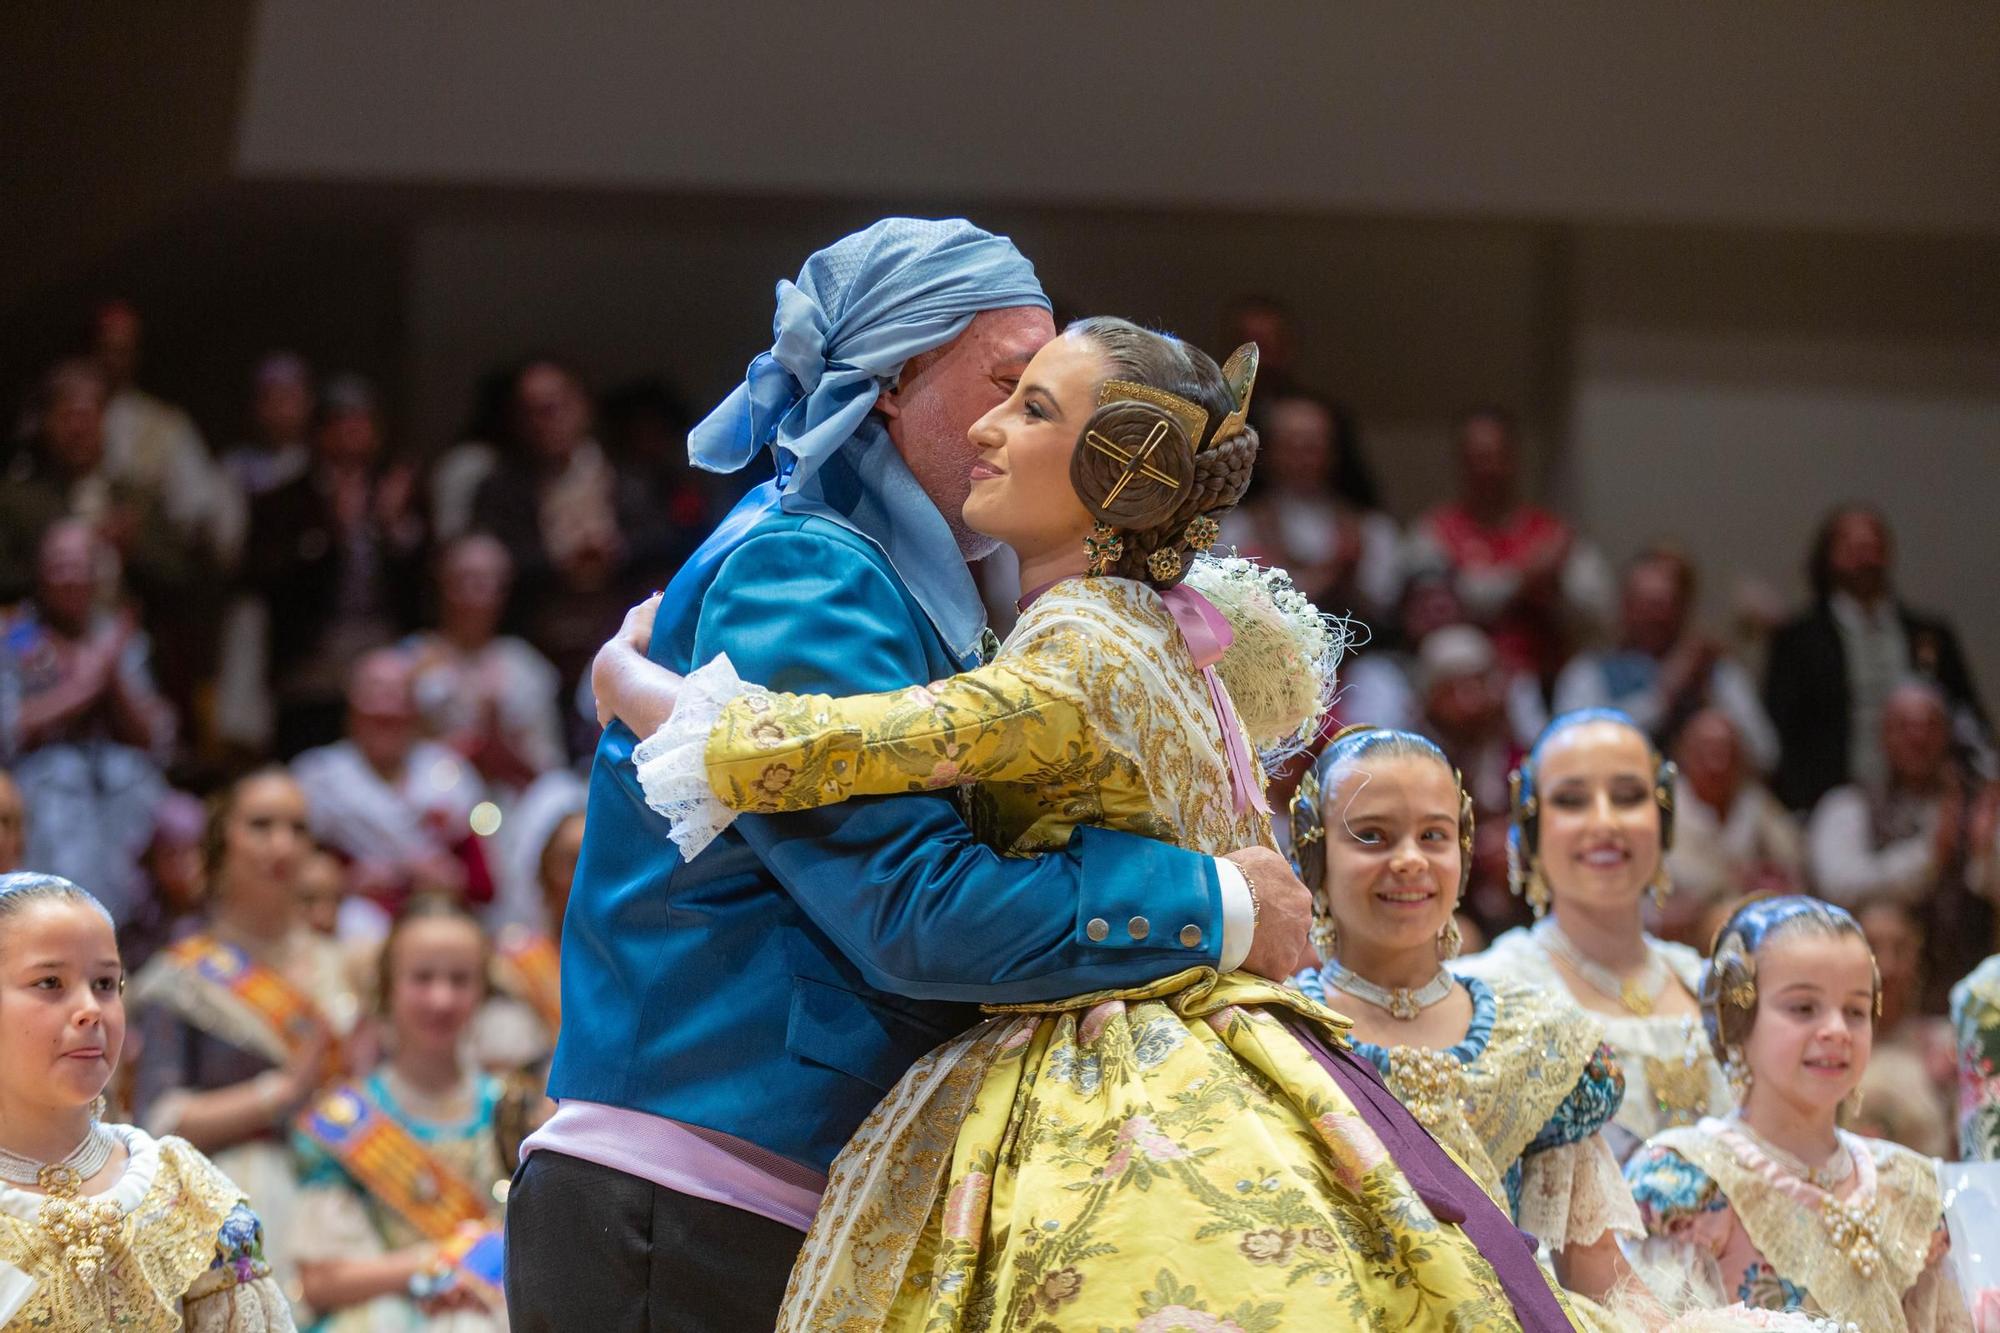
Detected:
left=875, top=371, right=905, bottom=421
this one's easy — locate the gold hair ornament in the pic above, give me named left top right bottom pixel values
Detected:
left=1096, top=379, right=1208, bottom=447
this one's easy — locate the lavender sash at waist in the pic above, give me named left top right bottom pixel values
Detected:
left=1280, top=1012, right=1577, bottom=1332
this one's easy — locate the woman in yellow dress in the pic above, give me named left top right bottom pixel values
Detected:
left=0, top=872, right=293, bottom=1331
left=1458, top=711, right=1732, bottom=1158
left=596, top=319, right=1579, bottom=1330
left=1286, top=726, right=1652, bottom=1320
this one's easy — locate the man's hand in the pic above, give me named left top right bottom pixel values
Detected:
left=1226, top=846, right=1318, bottom=980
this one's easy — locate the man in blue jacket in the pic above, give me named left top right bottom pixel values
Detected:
left=504, top=220, right=1313, bottom=1332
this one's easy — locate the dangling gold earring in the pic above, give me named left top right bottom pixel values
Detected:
left=1310, top=895, right=1337, bottom=961
left=1842, top=1085, right=1866, bottom=1123
left=1084, top=523, right=1123, bottom=577
left=1436, top=916, right=1463, bottom=962
left=1724, top=1047, right=1753, bottom=1102
left=1646, top=861, right=1672, bottom=911
left=90, top=1094, right=107, bottom=1122
left=1526, top=860, right=1552, bottom=917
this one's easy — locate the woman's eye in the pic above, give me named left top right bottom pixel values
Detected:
left=34, top=976, right=61, bottom=991
left=1024, top=400, right=1048, bottom=422
left=1421, top=829, right=1448, bottom=842
left=93, top=976, right=121, bottom=993
left=1550, top=792, right=1587, bottom=809
left=1351, top=829, right=1382, bottom=845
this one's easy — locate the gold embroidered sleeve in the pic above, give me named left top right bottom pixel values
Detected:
left=704, top=659, right=1094, bottom=814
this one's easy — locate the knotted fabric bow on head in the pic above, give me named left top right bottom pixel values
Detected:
left=689, top=218, right=1050, bottom=493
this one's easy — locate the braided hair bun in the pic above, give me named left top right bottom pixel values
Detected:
left=1065, top=318, right=1259, bottom=590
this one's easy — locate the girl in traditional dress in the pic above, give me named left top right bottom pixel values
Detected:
left=1624, top=896, right=1970, bottom=1330
left=130, top=767, right=363, bottom=1305
left=1952, top=953, right=2000, bottom=1161
left=1287, top=727, right=1647, bottom=1314
left=1458, top=710, right=1732, bottom=1157
left=0, top=872, right=293, bottom=1330
left=292, top=896, right=508, bottom=1330
left=596, top=321, right=1582, bottom=1330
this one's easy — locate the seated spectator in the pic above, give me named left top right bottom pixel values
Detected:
left=1412, top=625, right=1531, bottom=937
left=1658, top=707, right=1804, bottom=946
left=1809, top=680, right=2000, bottom=1010
left=470, top=358, right=668, bottom=714
left=405, top=533, right=566, bottom=789
left=0, top=358, right=200, bottom=607
left=428, top=365, right=516, bottom=545
left=1766, top=503, right=1992, bottom=812
left=1407, top=406, right=1612, bottom=685
left=0, top=520, right=174, bottom=924
left=0, top=767, right=21, bottom=873
left=292, top=648, right=490, bottom=914
left=1220, top=390, right=1403, bottom=626
left=1554, top=548, right=1778, bottom=770
left=246, top=373, right=427, bottom=757
left=91, top=300, right=230, bottom=563
left=1847, top=900, right=1957, bottom=1158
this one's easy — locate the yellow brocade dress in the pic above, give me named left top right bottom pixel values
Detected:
left=0, top=1124, right=294, bottom=1332
left=645, top=576, right=1567, bottom=1332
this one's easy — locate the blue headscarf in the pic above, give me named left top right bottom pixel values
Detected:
left=687, top=218, right=1049, bottom=659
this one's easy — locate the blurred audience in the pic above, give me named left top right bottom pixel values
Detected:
left=1218, top=295, right=1382, bottom=510
left=405, top=533, right=566, bottom=792
left=296, top=847, right=348, bottom=940
left=1, top=520, right=174, bottom=923
left=1407, top=406, right=1612, bottom=686
left=0, top=358, right=201, bottom=607
left=1766, top=504, right=1992, bottom=812
left=0, top=768, right=23, bottom=873
left=246, top=373, right=428, bottom=757
left=1554, top=548, right=1778, bottom=771
left=1846, top=900, right=1957, bottom=1158
left=1657, top=708, right=1804, bottom=947
left=1221, top=391, right=1403, bottom=625
left=470, top=359, right=668, bottom=715
left=119, top=788, right=208, bottom=973
left=1808, top=680, right=2000, bottom=1010
left=292, top=648, right=490, bottom=914
left=91, top=300, right=231, bottom=563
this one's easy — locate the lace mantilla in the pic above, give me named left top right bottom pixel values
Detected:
left=634, top=652, right=765, bottom=859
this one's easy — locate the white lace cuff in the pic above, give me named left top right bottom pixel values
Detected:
left=632, top=653, right=763, bottom=861
left=1518, top=1133, right=1644, bottom=1252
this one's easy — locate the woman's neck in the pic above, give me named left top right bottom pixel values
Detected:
left=0, top=1100, right=96, bottom=1166
left=1014, top=542, right=1089, bottom=603
left=1335, top=935, right=1444, bottom=992
left=1547, top=896, right=1651, bottom=971
left=389, top=1043, right=466, bottom=1097
left=1739, top=1089, right=1841, bottom=1168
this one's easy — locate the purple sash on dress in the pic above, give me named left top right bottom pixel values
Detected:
left=1281, top=1013, right=1577, bottom=1332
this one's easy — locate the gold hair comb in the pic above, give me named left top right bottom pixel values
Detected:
left=1097, top=380, right=1208, bottom=446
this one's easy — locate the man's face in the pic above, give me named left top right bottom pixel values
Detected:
left=1621, top=561, right=1686, bottom=656
left=347, top=652, right=419, bottom=771
left=316, top=408, right=381, bottom=468
left=1675, top=708, right=1742, bottom=806
left=45, top=381, right=106, bottom=475
left=1827, top=511, right=1891, bottom=602
left=93, top=307, right=141, bottom=386
left=1265, top=398, right=1333, bottom=492
left=35, top=522, right=98, bottom=633
left=516, top=364, right=592, bottom=462
left=880, top=306, right=1055, bottom=559
left=255, top=376, right=313, bottom=445
left=1427, top=671, right=1499, bottom=733
left=1880, top=686, right=1949, bottom=785
left=1457, top=416, right=1517, bottom=497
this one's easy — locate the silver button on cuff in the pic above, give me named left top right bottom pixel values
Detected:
left=1128, top=916, right=1150, bottom=940
left=1179, top=924, right=1203, bottom=948
left=1086, top=917, right=1110, bottom=942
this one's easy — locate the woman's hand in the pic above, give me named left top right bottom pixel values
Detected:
left=591, top=593, right=685, bottom=737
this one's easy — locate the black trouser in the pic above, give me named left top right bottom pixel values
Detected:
left=505, top=1151, right=806, bottom=1332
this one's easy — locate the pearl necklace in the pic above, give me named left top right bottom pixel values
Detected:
left=0, top=1122, right=115, bottom=1188
left=1321, top=960, right=1455, bottom=1022
left=1535, top=918, right=1670, bottom=1015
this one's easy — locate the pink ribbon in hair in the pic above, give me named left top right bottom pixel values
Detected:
left=1159, top=584, right=1270, bottom=816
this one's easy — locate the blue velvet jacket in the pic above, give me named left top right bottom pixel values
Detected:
left=548, top=479, right=1226, bottom=1173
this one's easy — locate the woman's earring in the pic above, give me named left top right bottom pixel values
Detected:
left=1842, top=1085, right=1866, bottom=1124
left=1310, top=901, right=1337, bottom=960
left=1436, top=916, right=1462, bottom=962
left=1646, top=862, right=1672, bottom=911
left=1525, top=861, right=1552, bottom=918
left=1084, top=524, right=1123, bottom=577
left=90, top=1094, right=107, bottom=1122
left=1724, top=1047, right=1753, bottom=1102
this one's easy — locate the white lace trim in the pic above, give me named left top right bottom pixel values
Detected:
left=1518, top=1134, right=1643, bottom=1252
left=632, top=653, right=762, bottom=861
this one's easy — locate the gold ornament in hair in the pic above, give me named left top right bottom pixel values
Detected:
left=1147, top=547, right=1183, bottom=582
left=1084, top=523, right=1124, bottom=577
left=1213, top=343, right=1260, bottom=444
left=1184, top=514, right=1221, bottom=552
left=1096, top=379, right=1209, bottom=447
